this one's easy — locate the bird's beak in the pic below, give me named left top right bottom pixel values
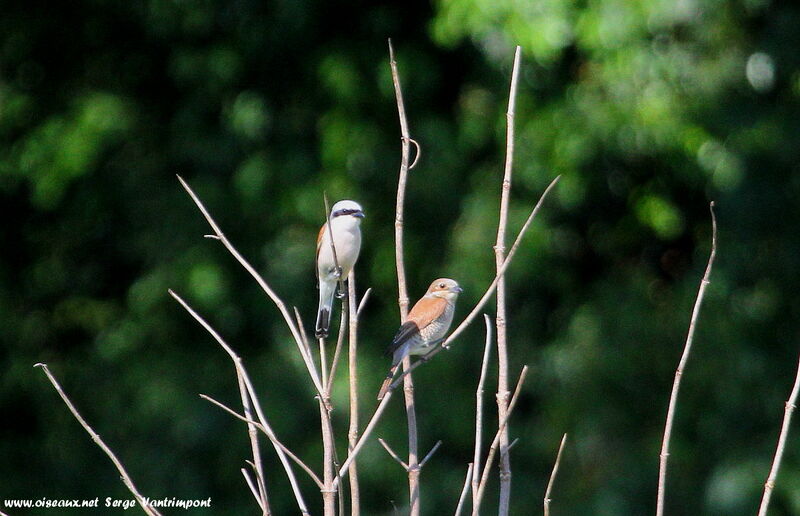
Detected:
left=354, top=210, right=365, bottom=218
left=452, top=286, right=463, bottom=293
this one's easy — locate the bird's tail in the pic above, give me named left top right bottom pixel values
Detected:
left=377, top=364, right=400, bottom=401
left=315, top=280, right=336, bottom=338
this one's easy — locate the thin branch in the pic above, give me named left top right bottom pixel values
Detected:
left=169, top=290, right=311, bottom=515
left=34, top=364, right=162, bottom=516
left=176, top=175, right=324, bottom=398
left=472, top=366, right=529, bottom=515
left=388, top=37, right=422, bottom=516
left=357, top=287, right=372, bottom=318
left=236, top=368, right=271, bottom=515
left=408, top=138, right=421, bottom=170
left=388, top=176, right=560, bottom=392
left=294, top=306, right=314, bottom=366
left=544, top=434, right=567, bottom=516
left=473, top=315, right=494, bottom=507
left=758, top=353, right=800, bottom=516
left=347, top=273, right=362, bottom=516
left=379, top=438, right=410, bottom=470
left=334, top=391, right=394, bottom=488
left=455, top=464, right=474, bottom=516
left=319, top=337, right=329, bottom=393
left=327, top=301, right=348, bottom=397
left=495, top=44, right=522, bottom=516
left=199, top=394, right=324, bottom=489
left=242, top=468, right=265, bottom=511
left=419, top=440, right=443, bottom=468
left=656, top=202, right=717, bottom=516
left=319, top=399, right=337, bottom=516
left=323, top=191, right=346, bottom=296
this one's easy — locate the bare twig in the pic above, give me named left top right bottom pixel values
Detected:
left=242, top=468, right=265, bottom=511
left=294, top=307, right=314, bottom=366
left=473, top=315, right=494, bottom=507
left=236, top=369, right=271, bottom=515
left=656, top=202, right=717, bottom=516
left=323, top=191, right=346, bottom=296
left=495, top=45, right=522, bottom=516
left=320, top=400, right=337, bottom=516
left=388, top=38, right=422, bottom=516
left=176, top=175, right=324, bottom=398
left=169, top=290, right=311, bottom=515
left=199, top=394, right=324, bottom=489
left=357, top=287, right=372, bottom=318
left=544, top=434, right=567, bottom=516
left=34, top=364, right=162, bottom=516
left=379, top=438, right=410, bottom=470
left=419, top=440, right=443, bottom=468
left=347, top=273, right=362, bottom=516
left=455, top=464, right=475, bottom=516
left=472, top=366, right=529, bottom=515
left=758, top=353, right=800, bottom=516
left=327, top=302, right=348, bottom=397
left=388, top=176, right=560, bottom=392
left=334, top=391, right=395, bottom=488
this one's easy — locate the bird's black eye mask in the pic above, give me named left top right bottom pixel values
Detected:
left=332, top=209, right=363, bottom=218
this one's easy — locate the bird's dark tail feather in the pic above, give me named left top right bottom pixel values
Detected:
left=315, top=308, right=330, bottom=338
left=377, top=364, right=399, bottom=401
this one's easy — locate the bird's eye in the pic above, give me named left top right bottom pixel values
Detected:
left=438, top=283, right=445, bottom=288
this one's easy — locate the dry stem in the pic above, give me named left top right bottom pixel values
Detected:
left=169, top=289, right=311, bottom=515
left=656, top=202, right=717, bottom=516
left=544, top=434, right=567, bottom=516
left=176, top=175, right=324, bottom=398
left=347, top=273, right=361, bottom=515
left=472, top=315, right=494, bottom=507
left=455, top=464, right=475, bottom=516
left=472, top=366, right=529, bottom=515
left=34, top=363, right=162, bottom=516
left=494, top=45, right=522, bottom=516
left=757, top=353, right=800, bottom=516
left=388, top=38, right=422, bottom=516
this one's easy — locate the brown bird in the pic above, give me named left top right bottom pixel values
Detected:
left=377, top=278, right=462, bottom=400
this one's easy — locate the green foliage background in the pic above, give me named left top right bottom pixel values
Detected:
left=2, top=0, right=800, bottom=514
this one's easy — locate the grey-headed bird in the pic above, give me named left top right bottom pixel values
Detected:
left=377, top=278, right=462, bottom=400
left=315, top=200, right=364, bottom=338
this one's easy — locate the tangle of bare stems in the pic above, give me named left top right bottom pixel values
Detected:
left=656, top=201, right=717, bottom=516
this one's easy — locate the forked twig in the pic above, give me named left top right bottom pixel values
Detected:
left=454, top=464, right=474, bottom=516
left=656, top=202, right=717, bottom=516
left=176, top=175, right=324, bottom=398
left=472, top=366, right=529, bottom=515
left=35, top=364, right=162, bottom=516
left=544, top=434, right=567, bottom=516
left=379, top=438, right=409, bottom=470
left=757, top=353, right=800, bottom=516
left=169, top=290, right=311, bottom=515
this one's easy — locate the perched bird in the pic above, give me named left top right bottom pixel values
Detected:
left=377, top=278, right=462, bottom=400
left=315, top=200, right=365, bottom=338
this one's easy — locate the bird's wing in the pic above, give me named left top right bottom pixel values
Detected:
left=315, top=224, right=326, bottom=281
left=385, top=296, right=447, bottom=356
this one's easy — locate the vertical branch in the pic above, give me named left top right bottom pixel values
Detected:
left=472, top=315, right=494, bottom=507
left=656, top=202, right=717, bottom=516
left=347, top=272, right=361, bottom=515
left=544, top=434, right=567, bottom=516
left=320, top=399, right=337, bottom=516
left=494, top=45, right=522, bottom=516
left=388, top=38, right=422, bottom=516
left=34, top=364, right=162, bottom=516
left=757, top=353, right=800, bottom=516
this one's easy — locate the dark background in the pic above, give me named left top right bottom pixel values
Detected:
left=3, top=0, right=800, bottom=514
